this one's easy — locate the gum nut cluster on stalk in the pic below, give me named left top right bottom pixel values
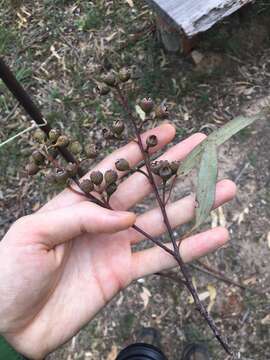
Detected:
left=150, top=160, right=180, bottom=182
left=98, top=68, right=131, bottom=96
left=26, top=134, right=48, bottom=175
left=102, top=120, right=125, bottom=141
left=79, top=169, right=119, bottom=198
left=104, top=170, right=118, bottom=197
left=138, top=98, right=169, bottom=121
left=46, top=161, right=79, bottom=185
left=28, top=123, right=99, bottom=182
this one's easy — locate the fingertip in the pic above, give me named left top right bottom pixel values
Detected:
left=116, top=211, right=136, bottom=223
left=214, top=179, right=237, bottom=208
left=221, top=179, right=237, bottom=200
left=111, top=211, right=136, bottom=230
left=190, top=132, right=207, bottom=142
left=180, top=226, right=230, bottom=263
left=213, top=226, right=230, bottom=246
left=160, top=122, right=176, bottom=138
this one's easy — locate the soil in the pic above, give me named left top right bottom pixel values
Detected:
left=0, top=1, right=269, bottom=359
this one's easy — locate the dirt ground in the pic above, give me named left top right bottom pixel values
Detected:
left=0, top=1, right=269, bottom=359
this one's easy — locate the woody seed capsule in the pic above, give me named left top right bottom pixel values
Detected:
left=32, top=150, right=45, bottom=165
left=80, top=179, right=94, bottom=194
left=118, top=68, right=131, bottom=82
left=106, top=182, right=117, bottom=197
left=102, top=72, right=117, bottom=87
left=55, top=169, right=69, bottom=184
left=159, top=164, right=172, bottom=181
left=146, top=135, right=158, bottom=148
left=105, top=170, right=118, bottom=185
left=85, top=144, right=98, bottom=159
left=49, top=128, right=61, bottom=142
left=155, top=105, right=169, bottom=119
left=139, top=98, right=154, bottom=114
left=90, top=171, right=103, bottom=186
left=69, top=141, right=82, bottom=155
left=115, top=159, right=130, bottom=171
left=26, top=162, right=39, bottom=175
left=55, top=135, right=69, bottom=148
left=33, top=129, right=46, bottom=143
left=112, top=120, right=125, bottom=136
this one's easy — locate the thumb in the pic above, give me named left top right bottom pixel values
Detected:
left=18, top=201, right=136, bottom=248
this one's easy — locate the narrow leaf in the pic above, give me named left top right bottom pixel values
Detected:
left=207, top=114, right=260, bottom=146
left=195, top=141, right=218, bottom=228
left=178, top=114, right=261, bottom=177
left=177, top=142, right=204, bottom=176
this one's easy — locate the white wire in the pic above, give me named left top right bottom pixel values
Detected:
left=0, top=118, right=47, bottom=149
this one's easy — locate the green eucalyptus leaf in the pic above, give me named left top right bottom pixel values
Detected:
left=177, top=114, right=261, bottom=177
left=207, top=114, right=260, bottom=146
left=177, top=142, right=204, bottom=177
left=195, top=141, right=218, bottom=229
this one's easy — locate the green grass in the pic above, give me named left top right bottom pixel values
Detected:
left=49, top=87, right=62, bottom=100
left=75, top=5, right=104, bottom=31
left=236, top=127, right=253, bottom=142
left=0, top=139, right=27, bottom=177
left=15, top=66, right=32, bottom=84
left=0, top=26, right=15, bottom=54
left=118, top=312, right=136, bottom=340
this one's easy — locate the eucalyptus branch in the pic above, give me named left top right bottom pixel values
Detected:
left=114, top=85, right=233, bottom=356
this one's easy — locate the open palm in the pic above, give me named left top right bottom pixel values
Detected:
left=0, top=124, right=236, bottom=359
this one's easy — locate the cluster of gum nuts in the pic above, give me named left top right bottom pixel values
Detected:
left=26, top=68, right=179, bottom=197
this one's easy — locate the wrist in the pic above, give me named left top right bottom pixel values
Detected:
left=0, top=336, right=30, bottom=360
left=1, top=333, right=46, bottom=360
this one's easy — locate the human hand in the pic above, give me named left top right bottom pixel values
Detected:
left=0, top=124, right=236, bottom=359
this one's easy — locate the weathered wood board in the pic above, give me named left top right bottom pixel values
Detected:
left=146, top=0, right=253, bottom=37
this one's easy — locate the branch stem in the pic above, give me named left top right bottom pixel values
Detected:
left=115, top=85, right=233, bottom=356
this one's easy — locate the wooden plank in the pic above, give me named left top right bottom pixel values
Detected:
left=146, top=0, right=253, bottom=37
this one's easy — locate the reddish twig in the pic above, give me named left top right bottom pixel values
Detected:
left=165, top=175, right=178, bottom=205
